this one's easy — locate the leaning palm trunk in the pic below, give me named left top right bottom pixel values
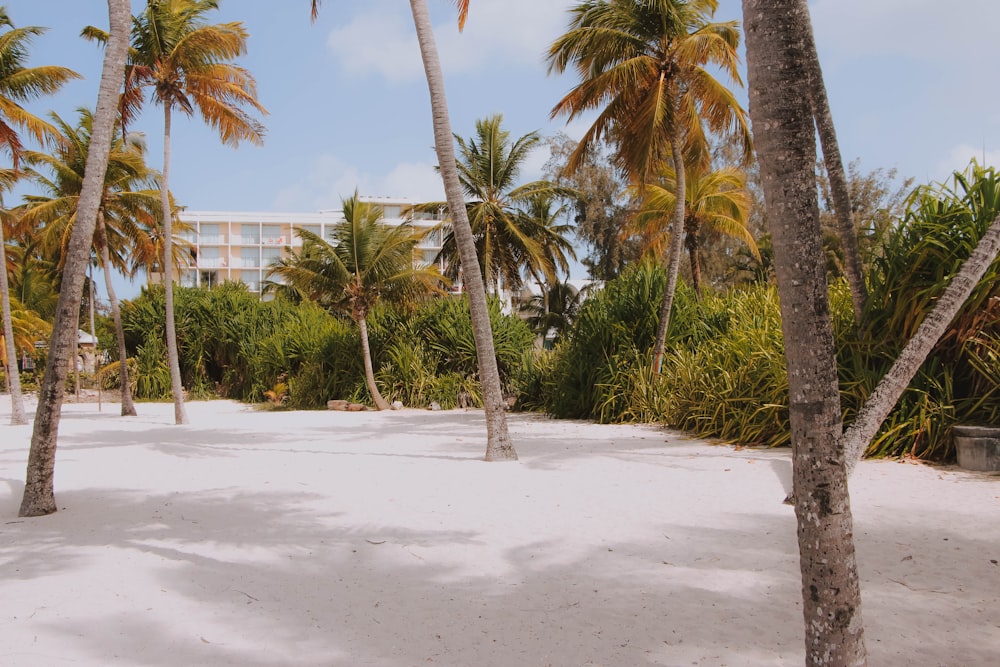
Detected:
left=651, top=123, right=687, bottom=374
left=96, top=217, right=136, bottom=416
left=408, top=0, right=516, bottom=461
left=159, top=106, right=188, bottom=425
left=0, top=218, right=27, bottom=425
left=742, top=1, right=868, bottom=664
left=357, top=316, right=390, bottom=411
left=20, top=0, right=131, bottom=517
left=843, top=213, right=1000, bottom=472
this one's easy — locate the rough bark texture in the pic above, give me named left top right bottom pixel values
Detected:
left=742, top=1, right=868, bottom=664
left=843, top=213, right=1000, bottom=472
left=793, top=0, right=867, bottom=322
left=358, top=316, right=390, bottom=411
left=651, top=122, right=687, bottom=374
left=97, top=219, right=136, bottom=416
left=20, top=0, right=131, bottom=517
left=1, top=219, right=27, bottom=425
left=409, top=0, right=516, bottom=461
left=160, top=107, right=189, bottom=425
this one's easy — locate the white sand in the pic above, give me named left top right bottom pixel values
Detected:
left=1, top=397, right=998, bottom=666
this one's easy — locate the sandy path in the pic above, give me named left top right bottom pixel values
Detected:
left=1, top=398, right=997, bottom=666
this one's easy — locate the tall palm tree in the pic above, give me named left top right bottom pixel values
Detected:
left=630, top=161, right=756, bottom=296
left=23, top=108, right=163, bottom=417
left=312, top=0, right=518, bottom=460
left=21, top=0, right=132, bottom=518
left=88, top=0, right=267, bottom=425
left=0, top=7, right=79, bottom=426
left=433, top=114, right=576, bottom=297
left=548, top=0, right=752, bottom=372
left=267, top=192, right=446, bottom=410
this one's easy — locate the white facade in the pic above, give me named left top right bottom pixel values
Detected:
left=164, top=197, right=447, bottom=295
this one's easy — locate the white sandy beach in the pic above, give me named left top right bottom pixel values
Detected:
left=1, top=397, right=998, bottom=666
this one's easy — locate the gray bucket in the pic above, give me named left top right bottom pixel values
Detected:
left=953, top=425, right=1000, bottom=472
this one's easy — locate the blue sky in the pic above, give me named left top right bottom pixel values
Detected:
left=11, top=0, right=1000, bottom=297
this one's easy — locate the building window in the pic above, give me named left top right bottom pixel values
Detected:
left=262, top=247, right=282, bottom=267
left=262, top=225, right=284, bottom=244
left=200, top=271, right=219, bottom=288
left=200, top=223, right=223, bottom=244
left=241, top=247, right=260, bottom=268
left=241, top=270, right=260, bottom=292
left=240, top=224, right=260, bottom=244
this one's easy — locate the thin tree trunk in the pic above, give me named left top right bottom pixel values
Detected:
left=409, top=0, right=516, bottom=461
left=743, top=1, right=868, bottom=665
left=0, top=217, right=27, bottom=425
left=793, top=0, right=867, bottom=323
left=88, top=264, right=101, bottom=412
left=20, top=0, right=131, bottom=517
left=358, top=316, right=390, bottom=410
left=651, top=127, right=687, bottom=374
left=685, top=221, right=703, bottom=298
left=160, top=106, right=189, bottom=425
left=843, top=213, right=1000, bottom=472
left=97, top=219, right=137, bottom=416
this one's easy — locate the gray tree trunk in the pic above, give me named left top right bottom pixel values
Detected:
left=358, top=316, right=390, bottom=410
left=96, top=218, right=137, bottom=416
left=793, top=0, right=868, bottom=322
left=742, top=1, right=868, bottom=665
left=160, top=106, right=189, bottom=425
left=843, top=213, right=1000, bottom=472
left=20, top=0, right=132, bottom=517
left=0, top=216, right=27, bottom=425
left=408, top=0, right=516, bottom=461
left=651, top=122, right=687, bottom=374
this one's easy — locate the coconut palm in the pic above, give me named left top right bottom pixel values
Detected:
left=433, top=114, right=576, bottom=297
left=519, top=279, right=585, bottom=347
left=311, top=0, right=517, bottom=460
left=87, top=0, right=267, bottom=425
left=630, top=161, right=756, bottom=296
left=0, top=7, right=79, bottom=426
left=267, top=192, right=446, bottom=410
left=548, top=0, right=752, bottom=372
left=22, top=108, right=163, bottom=417
left=21, top=0, right=132, bottom=517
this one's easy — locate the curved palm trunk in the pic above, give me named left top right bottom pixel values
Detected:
left=793, top=0, right=867, bottom=323
left=409, top=0, right=516, bottom=461
left=20, top=0, right=131, bottom=517
left=160, top=106, right=189, bottom=425
left=743, top=1, right=868, bottom=664
left=96, top=218, right=136, bottom=416
left=357, top=316, right=390, bottom=411
left=651, top=128, right=687, bottom=374
left=0, top=219, right=27, bottom=425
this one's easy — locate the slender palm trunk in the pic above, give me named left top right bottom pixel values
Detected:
left=684, top=220, right=703, bottom=298
left=743, top=2, right=867, bottom=665
left=651, top=125, right=687, bottom=374
left=20, top=0, right=131, bottom=517
left=793, top=0, right=867, bottom=323
left=97, top=218, right=136, bottom=416
left=160, top=106, right=189, bottom=425
left=357, top=316, right=390, bottom=411
left=88, top=265, right=101, bottom=411
left=409, top=0, right=516, bottom=461
left=0, top=217, right=27, bottom=425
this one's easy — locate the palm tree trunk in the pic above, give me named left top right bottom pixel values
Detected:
left=843, top=212, right=1000, bottom=472
left=742, top=2, right=868, bottom=665
left=20, top=0, right=132, bottom=517
left=685, top=222, right=703, bottom=298
left=0, top=217, right=27, bottom=425
left=793, top=0, right=867, bottom=323
left=409, top=0, right=516, bottom=461
left=97, top=218, right=136, bottom=416
left=651, top=125, right=687, bottom=374
left=357, top=316, right=390, bottom=411
left=160, top=105, right=189, bottom=425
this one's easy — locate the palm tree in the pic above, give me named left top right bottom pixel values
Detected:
left=312, top=0, right=518, bottom=460
left=88, top=0, right=267, bottom=425
left=267, top=192, right=446, bottom=410
left=548, top=0, right=752, bottom=372
left=21, top=0, right=132, bottom=517
left=0, top=7, right=79, bottom=426
left=630, top=161, right=756, bottom=296
left=23, top=108, right=163, bottom=417
left=433, top=114, right=576, bottom=298
left=519, top=279, right=584, bottom=348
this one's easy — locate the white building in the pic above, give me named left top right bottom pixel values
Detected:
left=164, top=197, right=447, bottom=295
